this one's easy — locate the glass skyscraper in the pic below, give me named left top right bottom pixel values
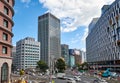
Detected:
left=38, top=13, right=61, bottom=67
left=61, top=44, right=69, bottom=66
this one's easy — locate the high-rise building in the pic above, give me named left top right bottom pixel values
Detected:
left=69, top=49, right=75, bottom=67
left=38, top=13, right=61, bottom=67
left=88, top=18, right=99, bottom=34
left=12, top=46, right=16, bottom=71
left=86, top=0, right=120, bottom=71
left=0, top=0, right=15, bottom=82
left=74, top=49, right=81, bottom=65
left=80, top=50, right=86, bottom=63
left=61, top=44, right=69, bottom=66
left=16, top=37, right=40, bottom=70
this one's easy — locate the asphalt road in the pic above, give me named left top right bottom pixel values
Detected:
left=53, top=75, right=96, bottom=83
left=11, top=74, right=96, bottom=83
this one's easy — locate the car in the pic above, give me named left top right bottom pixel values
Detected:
left=78, top=72, right=82, bottom=75
left=63, top=76, right=69, bottom=80
left=30, top=73, right=35, bottom=76
left=73, top=76, right=81, bottom=81
left=51, top=75, right=56, bottom=79
left=110, top=72, right=117, bottom=78
left=38, top=73, right=43, bottom=76
left=66, top=78, right=76, bottom=83
left=57, top=73, right=65, bottom=78
left=93, top=78, right=107, bottom=83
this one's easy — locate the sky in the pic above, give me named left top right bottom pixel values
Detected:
left=13, top=0, right=115, bottom=51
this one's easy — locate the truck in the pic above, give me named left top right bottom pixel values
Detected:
left=56, top=73, right=66, bottom=78
left=102, top=68, right=111, bottom=77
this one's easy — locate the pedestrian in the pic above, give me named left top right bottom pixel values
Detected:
left=52, top=80, right=54, bottom=83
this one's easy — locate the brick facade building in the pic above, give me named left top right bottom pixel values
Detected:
left=0, top=0, right=14, bottom=83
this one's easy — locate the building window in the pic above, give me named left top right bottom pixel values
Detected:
left=3, top=33, right=8, bottom=41
left=4, top=6, right=9, bottom=15
left=4, top=0, right=9, bottom=3
left=3, top=19, right=8, bottom=28
left=1, top=63, right=8, bottom=83
left=2, top=46, right=7, bottom=54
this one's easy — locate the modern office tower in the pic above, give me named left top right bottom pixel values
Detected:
left=86, top=0, right=120, bottom=71
left=69, top=49, right=75, bottom=67
left=0, top=0, right=15, bottom=83
left=38, top=13, right=61, bottom=67
left=61, top=44, right=69, bottom=66
left=16, top=37, right=40, bottom=70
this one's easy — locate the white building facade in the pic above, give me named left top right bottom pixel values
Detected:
left=80, top=50, right=86, bottom=63
left=16, top=37, right=40, bottom=70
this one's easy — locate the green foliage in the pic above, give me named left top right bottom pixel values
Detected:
left=55, top=58, right=66, bottom=73
left=76, top=62, right=88, bottom=71
left=37, top=60, right=48, bottom=72
left=19, top=69, right=25, bottom=76
left=76, top=63, right=81, bottom=68
left=82, top=62, right=88, bottom=70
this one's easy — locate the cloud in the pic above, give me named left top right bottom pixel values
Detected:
left=21, top=0, right=31, bottom=3
left=20, top=0, right=31, bottom=7
left=81, top=27, right=88, bottom=42
left=39, top=0, right=115, bottom=50
left=39, top=0, right=115, bottom=33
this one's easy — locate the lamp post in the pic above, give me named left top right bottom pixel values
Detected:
left=49, top=56, right=54, bottom=83
left=27, top=72, right=30, bottom=83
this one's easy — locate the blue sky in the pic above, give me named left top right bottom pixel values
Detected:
left=13, top=0, right=115, bottom=51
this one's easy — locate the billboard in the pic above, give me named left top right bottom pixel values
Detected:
left=69, top=49, right=75, bottom=55
left=69, top=49, right=80, bottom=56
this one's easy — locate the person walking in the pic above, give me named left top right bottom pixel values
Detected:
left=52, top=80, right=55, bottom=83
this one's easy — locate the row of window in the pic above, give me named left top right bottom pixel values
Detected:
left=3, top=0, right=11, bottom=53
left=2, top=31, right=8, bottom=54
left=23, top=44, right=40, bottom=47
left=86, top=1, right=120, bottom=62
left=3, top=0, right=9, bottom=28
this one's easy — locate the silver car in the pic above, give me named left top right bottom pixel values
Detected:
left=66, top=78, right=76, bottom=83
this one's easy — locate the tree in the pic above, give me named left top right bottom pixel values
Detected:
left=76, top=62, right=88, bottom=71
left=19, top=69, right=25, bottom=76
left=37, top=60, right=48, bottom=72
left=82, top=62, right=88, bottom=70
left=55, top=58, right=66, bottom=73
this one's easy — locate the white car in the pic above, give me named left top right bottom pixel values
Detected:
left=93, top=78, right=107, bottom=83
left=66, top=78, right=76, bottom=83
left=73, top=76, right=81, bottom=81
left=51, top=75, right=56, bottom=79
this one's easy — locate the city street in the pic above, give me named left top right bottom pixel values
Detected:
left=54, top=75, right=95, bottom=83
left=11, top=72, right=97, bottom=83
left=11, top=70, right=120, bottom=83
